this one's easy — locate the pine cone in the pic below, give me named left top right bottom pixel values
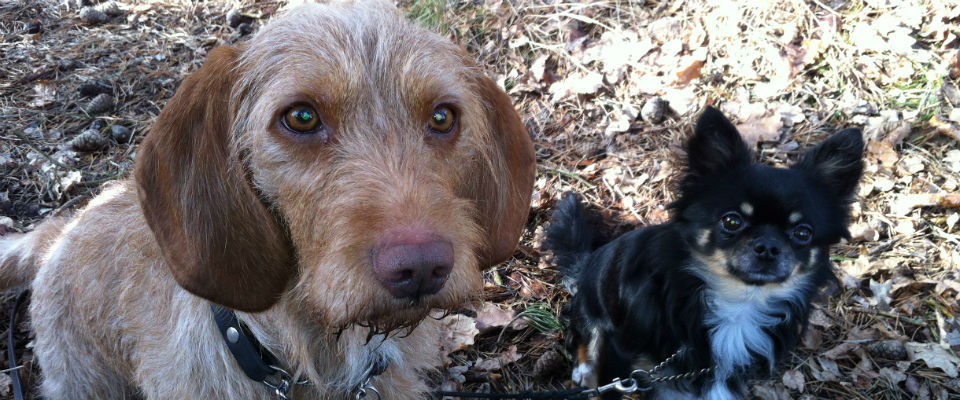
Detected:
left=79, top=6, right=108, bottom=25
left=96, top=1, right=123, bottom=17
left=70, top=129, right=108, bottom=152
left=532, top=349, right=566, bottom=379
left=867, top=340, right=908, bottom=360
left=85, top=93, right=114, bottom=114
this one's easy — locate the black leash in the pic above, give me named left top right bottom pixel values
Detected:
left=433, top=387, right=594, bottom=399
left=6, top=296, right=709, bottom=400
left=7, top=290, right=29, bottom=400
left=433, top=347, right=714, bottom=400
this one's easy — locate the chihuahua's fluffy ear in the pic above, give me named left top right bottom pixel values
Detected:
left=687, top=106, right=752, bottom=176
left=794, top=128, right=865, bottom=199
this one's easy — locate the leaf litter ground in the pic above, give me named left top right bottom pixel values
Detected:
left=1, top=0, right=959, bottom=399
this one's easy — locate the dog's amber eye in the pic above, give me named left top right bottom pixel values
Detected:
left=791, top=224, right=813, bottom=244
left=282, top=105, right=322, bottom=133
left=720, top=212, right=745, bottom=233
left=429, top=106, right=456, bottom=133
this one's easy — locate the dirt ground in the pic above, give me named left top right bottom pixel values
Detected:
left=1, top=0, right=959, bottom=398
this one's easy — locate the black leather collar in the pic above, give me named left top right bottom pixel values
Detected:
left=210, top=304, right=391, bottom=397
left=211, top=304, right=280, bottom=382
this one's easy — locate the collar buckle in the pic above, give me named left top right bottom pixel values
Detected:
left=350, top=354, right=390, bottom=399
left=263, top=365, right=311, bottom=399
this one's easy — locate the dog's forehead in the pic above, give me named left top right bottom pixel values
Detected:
left=741, top=166, right=819, bottom=223
left=238, top=3, right=472, bottom=112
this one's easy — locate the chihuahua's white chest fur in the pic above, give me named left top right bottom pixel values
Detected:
left=700, top=283, right=807, bottom=399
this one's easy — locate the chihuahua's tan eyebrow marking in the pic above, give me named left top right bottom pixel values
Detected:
left=697, top=229, right=711, bottom=247
left=740, top=202, right=754, bottom=216
left=789, top=212, right=803, bottom=223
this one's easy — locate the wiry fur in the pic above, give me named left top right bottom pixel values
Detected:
left=544, top=107, right=863, bottom=399
left=0, top=2, right=535, bottom=399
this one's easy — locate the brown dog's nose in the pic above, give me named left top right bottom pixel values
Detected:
left=373, top=232, right=453, bottom=299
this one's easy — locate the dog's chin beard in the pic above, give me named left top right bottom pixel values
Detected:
left=331, top=296, right=457, bottom=341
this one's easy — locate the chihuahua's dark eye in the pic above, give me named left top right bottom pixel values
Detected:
left=282, top=104, right=322, bottom=134
left=791, top=224, right=813, bottom=244
left=720, top=212, right=745, bottom=233
left=429, top=105, right=456, bottom=134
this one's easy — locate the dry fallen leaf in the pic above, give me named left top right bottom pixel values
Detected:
left=872, top=176, right=896, bottom=192
left=736, top=112, right=784, bottom=148
left=947, top=329, right=960, bottom=352
left=58, top=170, right=83, bottom=198
left=776, top=104, right=805, bottom=127
left=604, top=103, right=639, bottom=135
left=950, top=108, right=960, bottom=124
left=890, top=193, right=960, bottom=216
left=580, top=29, right=654, bottom=83
left=869, top=279, right=893, bottom=311
left=752, top=383, right=792, bottom=400
left=849, top=221, right=880, bottom=242
left=946, top=213, right=959, bottom=232
left=823, top=342, right=859, bottom=360
left=548, top=71, right=604, bottom=102
left=929, top=115, right=960, bottom=140
left=437, top=314, right=479, bottom=362
left=660, top=86, right=698, bottom=115
left=801, top=330, right=823, bottom=353
left=890, top=194, right=936, bottom=216
left=0, top=372, right=10, bottom=399
left=884, top=122, right=912, bottom=146
left=28, top=80, right=57, bottom=108
left=674, top=48, right=707, bottom=85
left=474, top=345, right=522, bottom=371
left=529, top=55, right=549, bottom=83
left=782, top=369, right=805, bottom=392
left=905, top=342, right=960, bottom=377
left=879, top=366, right=908, bottom=385
left=813, top=357, right=842, bottom=382
left=808, top=308, right=837, bottom=328
left=474, top=302, right=525, bottom=332
left=445, top=364, right=469, bottom=385
left=946, top=150, right=960, bottom=173
left=897, top=155, right=925, bottom=176
left=867, top=141, right=900, bottom=172
left=841, top=255, right=875, bottom=278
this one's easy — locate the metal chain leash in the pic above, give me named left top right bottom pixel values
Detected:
left=259, top=347, right=711, bottom=399
left=586, top=347, right=715, bottom=396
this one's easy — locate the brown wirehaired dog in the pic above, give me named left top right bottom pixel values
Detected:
left=0, top=2, right=535, bottom=398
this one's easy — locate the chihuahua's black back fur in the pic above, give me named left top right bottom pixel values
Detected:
left=545, top=107, right=864, bottom=399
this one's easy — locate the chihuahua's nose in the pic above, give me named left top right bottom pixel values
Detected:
left=752, top=237, right=782, bottom=262
left=373, top=228, right=453, bottom=299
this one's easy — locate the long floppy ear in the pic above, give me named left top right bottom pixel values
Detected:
left=135, top=46, right=296, bottom=312
left=469, top=76, right=537, bottom=268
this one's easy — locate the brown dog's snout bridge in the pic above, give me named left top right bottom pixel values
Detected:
left=373, top=233, right=454, bottom=299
